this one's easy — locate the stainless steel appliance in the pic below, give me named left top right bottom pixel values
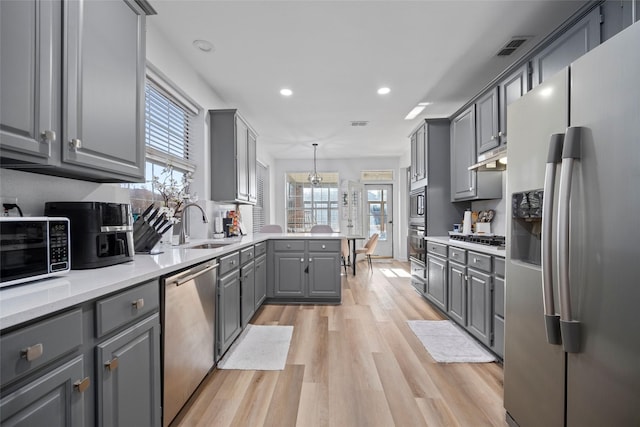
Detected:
left=44, top=202, right=134, bottom=269
left=407, top=225, right=425, bottom=264
left=504, top=22, right=640, bottom=427
left=162, top=260, right=218, bottom=426
left=0, top=217, right=70, bottom=287
left=408, top=187, right=425, bottom=226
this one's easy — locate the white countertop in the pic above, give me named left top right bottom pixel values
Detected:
left=425, top=236, right=506, bottom=257
left=0, top=233, right=343, bottom=330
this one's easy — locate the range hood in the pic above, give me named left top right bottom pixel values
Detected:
left=468, top=146, right=507, bottom=171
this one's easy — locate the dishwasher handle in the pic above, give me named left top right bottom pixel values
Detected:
left=167, top=262, right=219, bottom=287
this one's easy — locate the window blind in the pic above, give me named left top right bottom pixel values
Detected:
left=253, top=162, right=267, bottom=233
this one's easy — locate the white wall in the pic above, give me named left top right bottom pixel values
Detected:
left=273, top=156, right=408, bottom=260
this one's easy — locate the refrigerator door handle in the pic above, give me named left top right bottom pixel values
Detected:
left=542, top=133, right=564, bottom=345
left=557, top=126, right=583, bottom=353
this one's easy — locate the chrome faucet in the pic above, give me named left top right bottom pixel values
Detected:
left=179, top=203, right=209, bottom=245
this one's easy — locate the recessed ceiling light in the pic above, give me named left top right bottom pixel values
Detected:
left=377, top=87, right=391, bottom=95
left=404, top=105, right=426, bottom=120
left=280, top=88, right=293, bottom=97
left=192, top=39, right=214, bottom=52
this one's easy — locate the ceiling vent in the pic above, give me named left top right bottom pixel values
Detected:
left=496, top=36, right=531, bottom=56
left=350, top=121, right=369, bottom=127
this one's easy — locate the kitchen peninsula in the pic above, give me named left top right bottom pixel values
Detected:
left=0, top=232, right=342, bottom=426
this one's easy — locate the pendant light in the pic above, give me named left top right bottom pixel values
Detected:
left=308, top=143, right=322, bottom=186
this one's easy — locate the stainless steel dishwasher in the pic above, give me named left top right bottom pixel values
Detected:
left=162, top=259, right=218, bottom=427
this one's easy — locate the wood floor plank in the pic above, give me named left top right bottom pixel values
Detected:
left=173, top=260, right=506, bottom=427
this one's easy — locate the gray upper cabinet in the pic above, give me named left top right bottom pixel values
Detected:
left=409, top=122, right=427, bottom=191
left=62, top=0, right=147, bottom=182
left=0, top=0, right=151, bottom=182
left=210, top=109, right=258, bottom=205
left=498, top=64, right=528, bottom=146
left=450, top=106, right=476, bottom=201
left=475, top=87, right=500, bottom=154
left=0, top=0, right=60, bottom=165
left=531, top=6, right=601, bottom=88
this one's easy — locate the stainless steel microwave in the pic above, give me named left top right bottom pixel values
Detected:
left=0, top=217, right=71, bottom=288
left=409, top=188, right=425, bottom=225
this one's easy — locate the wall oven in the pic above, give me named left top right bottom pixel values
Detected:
left=407, top=225, right=426, bottom=264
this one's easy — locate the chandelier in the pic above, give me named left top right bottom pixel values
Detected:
left=308, top=143, right=322, bottom=186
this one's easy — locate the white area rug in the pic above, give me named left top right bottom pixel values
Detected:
left=217, top=325, right=293, bottom=370
left=407, top=320, right=496, bottom=363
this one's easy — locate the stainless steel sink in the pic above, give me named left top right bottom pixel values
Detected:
left=188, top=243, right=229, bottom=249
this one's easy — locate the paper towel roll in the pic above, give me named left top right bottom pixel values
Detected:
left=462, top=210, right=472, bottom=235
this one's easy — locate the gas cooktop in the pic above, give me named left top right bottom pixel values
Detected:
left=448, top=233, right=506, bottom=247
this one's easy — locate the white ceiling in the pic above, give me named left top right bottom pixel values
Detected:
left=148, top=1, right=587, bottom=160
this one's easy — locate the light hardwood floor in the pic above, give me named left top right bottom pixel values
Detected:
left=173, top=260, right=506, bottom=427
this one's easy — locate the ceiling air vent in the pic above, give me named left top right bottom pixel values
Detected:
left=350, top=121, right=369, bottom=127
left=496, top=36, right=531, bottom=56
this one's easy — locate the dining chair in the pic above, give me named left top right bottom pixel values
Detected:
left=259, top=224, right=283, bottom=233
left=309, top=224, right=334, bottom=233
left=355, top=233, right=379, bottom=272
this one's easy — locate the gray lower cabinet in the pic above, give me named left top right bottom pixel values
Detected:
left=96, top=314, right=161, bottom=427
left=426, top=254, right=448, bottom=312
left=269, top=240, right=341, bottom=302
left=273, top=252, right=306, bottom=297
left=0, top=280, right=161, bottom=426
left=466, top=268, right=493, bottom=347
left=0, top=355, right=85, bottom=426
left=447, top=260, right=467, bottom=326
left=492, top=257, right=505, bottom=358
left=254, top=254, right=267, bottom=309
left=308, top=252, right=341, bottom=298
left=218, top=268, right=241, bottom=357
left=240, top=263, right=255, bottom=327
left=0, top=0, right=151, bottom=182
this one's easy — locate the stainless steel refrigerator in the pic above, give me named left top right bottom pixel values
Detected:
left=504, top=21, right=640, bottom=427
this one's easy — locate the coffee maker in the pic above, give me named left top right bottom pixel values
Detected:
left=44, top=202, right=134, bottom=269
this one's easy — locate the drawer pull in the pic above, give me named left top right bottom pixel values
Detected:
left=74, top=377, right=91, bottom=393
left=132, top=298, right=144, bottom=309
left=473, top=258, right=479, bottom=263
left=249, top=252, right=253, bottom=257
left=287, top=244, right=291, bottom=248
left=105, top=357, right=119, bottom=371
left=453, top=253, right=458, bottom=257
left=300, top=258, right=304, bottom=262
left=309, top=258, right=313, bottom=262
left=322, top=244, right=326, bottom=249
left=230, top=260, right=236, bottom=265
left=21, top=343, right=44, bottom=362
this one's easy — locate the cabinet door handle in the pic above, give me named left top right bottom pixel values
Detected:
left=300, top=258, right=304, bottom=262
left=309, top=258, right=313, bottom=262
left=105, top=357, right=119, bottom=371
left=74, top=377, right=91, bottom=393
left=21, top=343, right=44, bottom=362
left=287, top=244, right=291, bottom=248
left=322, top=244, right=326, bottom=249
left=498, top=131, right=504, bottom=137
left=68, top=138, right=82, bottom=151
left=473, top=258, right=479, bottom=263
left=132, top=298, right=144, bottom=309
left=40, top=130, right=56, bottom=143
left=490, top=135, right=496, bottom=140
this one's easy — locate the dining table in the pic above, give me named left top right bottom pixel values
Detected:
left=345, top=235, right=367, bottom=276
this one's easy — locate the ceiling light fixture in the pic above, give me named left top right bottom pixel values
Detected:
left=192, top=39, right=214, bottom=52
left=404, top=102, right=432, bottom=120
left=377, top=87, right=391, bottom=95
left=280, top=88, right=293, bottom=96
left=308, top=143, right=322, bottom=186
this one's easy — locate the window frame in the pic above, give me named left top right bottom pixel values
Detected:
left=285, top=173, right=340, bottom=232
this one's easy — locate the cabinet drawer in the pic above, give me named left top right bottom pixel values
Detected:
left=254, top=241, right=267, bottom=257
left=96, top=280, right=159, bottom=338
left=449, top=247, right=467, bottom=263
left=308, top=240, right=340, bottom=252
left=1, top=309, right=83, bottom=386
left=426, top=241, right=448, bottom=257
left=219, top=251, right=240, bottom=275
left=273, top=240, right=305, bottom=252
left=494, top=257, right=505, bottom=277
left=467, top=251, right=492, bottom=273
left=495, top=276, right=505, bottom=318
left=241, top=246, right=255, bottom=265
